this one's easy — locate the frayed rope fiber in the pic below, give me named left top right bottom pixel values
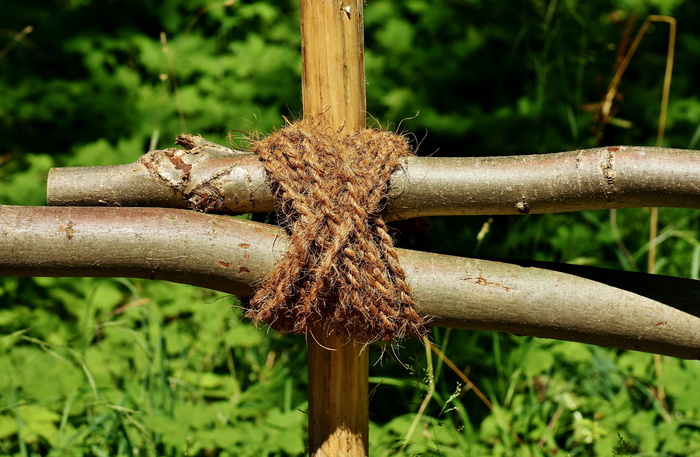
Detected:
left=246, top=117, right=427, bottom=343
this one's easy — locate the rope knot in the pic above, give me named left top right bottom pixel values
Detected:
left=246, top=118, right=427, bottom=343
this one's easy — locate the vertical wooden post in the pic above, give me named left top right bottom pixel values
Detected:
left=299, top=0, right=369, bottom=456
left=300, top=0, right=366, bottom=130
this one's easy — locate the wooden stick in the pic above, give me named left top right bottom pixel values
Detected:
left=307, top=331, right=369, bottom=456
left=299, top=0, right=369, bottom=455
left=2, top=205, right=700, bottom=359
left=300, top=0, right=366, bottom=130
left=47, top=146, right=700, bottom=220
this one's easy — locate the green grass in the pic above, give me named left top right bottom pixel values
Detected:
left=0, top=278, right=310, bottom=456
left=2, top=278, right=700, bottom=456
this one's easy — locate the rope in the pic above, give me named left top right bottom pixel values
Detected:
left=246, top=117, right=427, bottom=343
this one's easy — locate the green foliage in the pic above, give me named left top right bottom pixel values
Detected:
left=2, top=0, right=700, bottom=455
left=0, top=278, right=308, bottom=456
left=368, top=332, right=700, bottom=456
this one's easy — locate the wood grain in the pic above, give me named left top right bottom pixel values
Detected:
left=300, top=0, right=370, bottom=455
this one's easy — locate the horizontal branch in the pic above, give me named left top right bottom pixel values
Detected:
left=47, top=137, right=700, bottom=219
left=1, top=205, right=698, bottom=359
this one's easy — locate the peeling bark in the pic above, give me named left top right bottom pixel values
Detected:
left=48, top=143, right=700, bottom=219
left=1, top=205, right=699, bottom=359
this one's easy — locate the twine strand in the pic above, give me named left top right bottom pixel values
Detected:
left=246, top=118, right=427, bottom=343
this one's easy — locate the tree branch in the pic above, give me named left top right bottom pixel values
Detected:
left=47, top=139, right=700, bottom=219
left=2, top=205, right=698, bottom=359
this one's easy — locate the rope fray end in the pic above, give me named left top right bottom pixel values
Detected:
left=246, top=117, right=427, bottom=343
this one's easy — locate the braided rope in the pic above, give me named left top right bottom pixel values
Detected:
left=246, top=117, right=427, bottom=343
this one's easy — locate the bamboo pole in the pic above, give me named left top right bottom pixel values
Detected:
left=299, top=0, right=369, bottom=455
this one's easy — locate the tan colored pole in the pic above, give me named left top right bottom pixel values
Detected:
left=299, top=0, right=369, bottom=455
left=300, top=0, right=366, bottom=130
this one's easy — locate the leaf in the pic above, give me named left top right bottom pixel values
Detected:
left=10, top=346, right=84, bottom=403
left=17, top=404, right=61, bottom=443
left=172, top=401, right=225, bottom=430
left=0, top=415, right=17, bottom=439
left=197, top=424, right=253, bottom=449
left=143, top=413, right=193, bottom=448
left=376, top=18, right=415, bottom=54
left=551, top=341, right=592, bottom=364
left=264, top=408, right=305, bottom=454
left=0, top=154, right=53, bottom=206
left=520, top=345, right=555, bottom=377
left=225, top=325, right=264, bottom=348
left=384, top=414, right=458, bottom=447
left=658, top=359, right=700, bottom=414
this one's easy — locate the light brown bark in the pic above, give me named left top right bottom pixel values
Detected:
left=1, top=205, right=698, bottom=359
left=299, top=0, right=369, bottom=455
left=47, top=145, right=700, bottom=220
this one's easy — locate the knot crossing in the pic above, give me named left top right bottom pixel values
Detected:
left=246, top=118, right=427, bottom=343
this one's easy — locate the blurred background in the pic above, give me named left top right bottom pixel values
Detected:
left=1, top=0, right=699, bottom=455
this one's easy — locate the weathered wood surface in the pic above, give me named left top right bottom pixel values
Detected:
left=48, top=144, right=700, bottom=221
left=2, top=205, right=698, bottom=360
left=299, top=0, right=370, bottom=455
